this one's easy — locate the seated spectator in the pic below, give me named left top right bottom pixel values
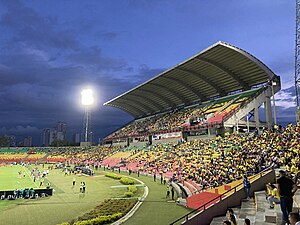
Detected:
left=244, top=218, right=251, bottom=225
left=289, top=212, right=300, bottom=225
left=227, top=208, right=237, bottom=225
left=223, top=221, right=231, bottom=225
left=266, top=183, right=280, bottom=208
left=228, top=213, right=237, bottom=225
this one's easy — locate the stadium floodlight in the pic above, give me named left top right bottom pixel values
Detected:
left=81, top=89, right=94, bottom=106
left=81, top=89, right=94, bottom=144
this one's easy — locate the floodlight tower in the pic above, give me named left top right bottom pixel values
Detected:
left=81, top=89, right=94, bottom=143
left=296, top=0, right=300, bottom=122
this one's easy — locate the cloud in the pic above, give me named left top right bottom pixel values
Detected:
left=0, top=126, right=41, bottom=143
left=271, top=86, right=298, bottom=125
left=275, top=88, right=297, bottom=109
left=67, top=46, right=126, bottom=71
left=119, top=64, right=165, bottom=85
left=0, top=125, right=40, bottom=134
left=0, top=0, right=79, bottom=51
left=100, top=31, right=118, bottom=41
left=0, top=0, right=296, bottom=145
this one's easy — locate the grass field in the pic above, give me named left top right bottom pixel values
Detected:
left=121, top=173, right=192, bottom=225
left=0, top=165, right=191, bottom=225
left=0, top=165, right=38, bottom=190
left=0, top=165, right=136, bottom=225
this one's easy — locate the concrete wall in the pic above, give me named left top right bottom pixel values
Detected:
left=187, top=135, right=216, bottom=141
left=152, top=137, right=181, bottom=144
left=111, top=141, right=127, bottom=147
left=130, top=141, right=148, bottom=147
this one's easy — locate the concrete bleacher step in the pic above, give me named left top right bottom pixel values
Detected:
left=210, top=195, right=278, bottom=224
left=210, top=183, right=299, bottom=225
left=238, top=199, right=256, bottom=224
left=186, top=179, right=202, bottom=193
left=209, top=215, right=225, bottom=225
left=209, top=207, right=241, bottom=225
left=293, top=191, right=300, bottom=211
left=254, top=221, right=278, bottom=225
left=40, top=152, right=52, bottom=162
left=254, top=191, right=278, bottom=225
left=275, top=204, right=283, bottom=225
left=183, top=180, right=197, bottom=195
left=231, top=207, right=241, bottom=217
left=177, top=183, right=192, bottom=198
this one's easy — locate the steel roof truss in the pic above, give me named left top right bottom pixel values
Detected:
left=122, top=97, right=156, bottom=113
left=116, top=100, right=145, bottom=116
left=139, top=89, right=176, bottom=108
left=148, top=83, right=188, bottom=104
left=176, top=68, right=226, bottom=96
left=162, top=76, right=206, bottom=102
left=130, top=93, right=165, bottom=111
left=195, top=57, right=250, bottom=90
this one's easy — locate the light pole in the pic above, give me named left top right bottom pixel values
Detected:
left=271, top=81, right=277, bottom=125
left=246, top=115, right=249, bottom=133
left=81, top=89, right=94, bottom=143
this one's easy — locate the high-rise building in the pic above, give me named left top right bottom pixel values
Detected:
left=56, top=122, right=67, bottom=141
left=6, top=135, right=16, bottom=147
left=49, top=128, right=57, bottom=145
left=41, top=122, right=67, bottom=146
left=42, top=128, right=51, bottom=146
left=23, top=136, right=32, bottom=147
left=72, top=133, right=81, bottom=144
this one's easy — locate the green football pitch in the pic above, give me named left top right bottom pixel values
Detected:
left=0, top=165, right=190, bottom=225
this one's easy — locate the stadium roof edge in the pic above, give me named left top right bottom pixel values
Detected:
left=218, top=41, right=276, bottom=80
left=103, top=41, right=278, bottom=118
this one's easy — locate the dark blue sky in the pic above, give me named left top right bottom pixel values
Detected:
left=0, top=0, right=297, bottom=145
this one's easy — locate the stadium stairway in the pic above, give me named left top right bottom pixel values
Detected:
left=39, top=152, right=52, bottom=162
left=210, top=196, right=277, bottom=225
left=177, top=182, right=192, bottom=198
left=210, top=189, right=300, bottom=225
left=183, top=180, right=197, bottom=195
left=186, top=179, right=202, bottom=194
left=21, top=154, right=30, bottom=162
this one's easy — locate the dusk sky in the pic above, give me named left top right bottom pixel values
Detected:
left=0, top=0, right=297, bottom=145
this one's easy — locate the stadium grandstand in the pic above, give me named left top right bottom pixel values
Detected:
left=1, top=42, right=297, bottom=225
left=103, top=41, right=281, bottom=146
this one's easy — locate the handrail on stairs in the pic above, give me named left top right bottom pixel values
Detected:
left=169, top=167, right=273, bottom=225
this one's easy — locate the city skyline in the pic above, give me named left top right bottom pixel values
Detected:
left=0, top=0, right=297, bottom=145
left=3, top=121, right=76, bottom=146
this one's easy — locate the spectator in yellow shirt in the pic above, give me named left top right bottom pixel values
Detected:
left=267, top=183, right=280, bottom=208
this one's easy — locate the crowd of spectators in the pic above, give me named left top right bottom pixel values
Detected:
left=104, top=89, right=262, bottom=140
left=45, top=146, right=122, bottom=165
left=0, top=124, right=298, bottom=195
left=106, top=105, right=211, bottom=140
left=0, top=147, right=50, bottom=163
left=123, top=124, right=300, bottom=190
left=0, top=146, right=123, bottom=166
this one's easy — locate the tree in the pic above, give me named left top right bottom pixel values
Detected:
left=50, top=139, right=71, bottom=147
left=0, top=136, right=10, bottom=147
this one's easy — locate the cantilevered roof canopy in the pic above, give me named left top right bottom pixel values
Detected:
left=104, top=41, right=277, bottom=118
